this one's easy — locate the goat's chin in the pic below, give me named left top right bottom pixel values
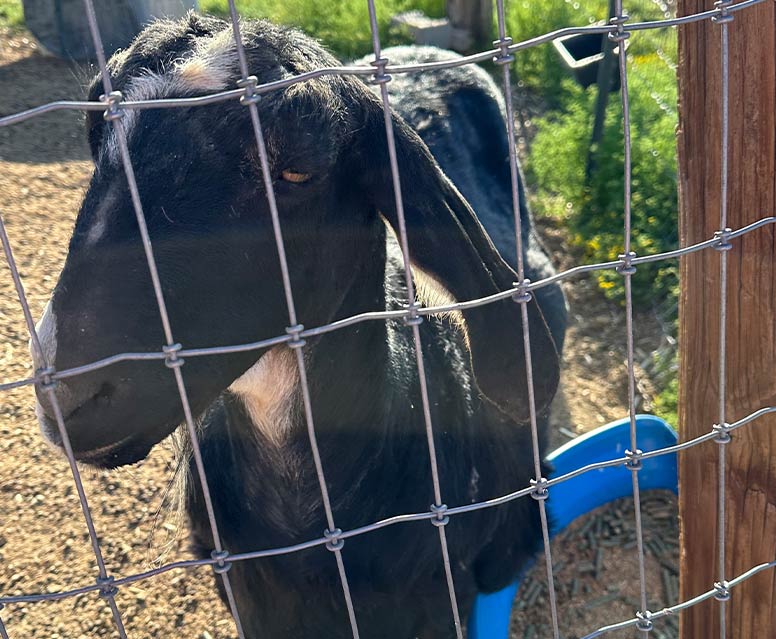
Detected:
left=36, top=406, right=158, bottom=469
left=75, top=438, right=155, bottom=469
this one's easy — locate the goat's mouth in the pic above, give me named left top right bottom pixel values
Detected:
left=35, top=401, right=156, bottom=469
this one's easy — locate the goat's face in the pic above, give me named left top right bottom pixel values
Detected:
left=33, top=14, right=560, bottom=468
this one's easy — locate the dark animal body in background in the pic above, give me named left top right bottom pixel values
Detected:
left=365, top=46, right=567, bottom=350
left=31, top=14, right=567, bottom=638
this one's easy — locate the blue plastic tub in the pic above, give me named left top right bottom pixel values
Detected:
left=468, top=415, right=678, bottom=639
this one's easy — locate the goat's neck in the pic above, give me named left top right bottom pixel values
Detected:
left=225, top=222, right=402, bottom=447
left=296, top=233, right=400, bottom=440
left=189, top=229, right=471, bottom=546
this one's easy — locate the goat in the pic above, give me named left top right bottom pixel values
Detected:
left=31, top=13, right=567, bottom=638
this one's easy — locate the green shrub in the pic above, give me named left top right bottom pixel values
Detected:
left=0, top=0, right=24, bottom=30
left=506, top=0, right=608, bottom=104
left=514, top=3, right=679, bottom=423
left=529, top=54, right=678, bottom=305
left=200, top=0, right=445, bottom=58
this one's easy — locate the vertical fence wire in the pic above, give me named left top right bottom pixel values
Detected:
left=610, top=1, right=652, bottom=632
left=712, top=0, right=734, bottom=636
left=0, top=213, right=128, bottom=638
left=364, top=1, right=464, bottom=636
left=222, top=3, right=362, bottom=637
left=79, top=1, right=247, bottom=636
left=0, top=609, right=8, bottom=639
left=492, top=1, right=561, bottom=637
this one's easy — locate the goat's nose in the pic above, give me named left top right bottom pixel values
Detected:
left=30, top=302, right=113, bottom=444
left=34, top=376, right=87, bottom=421
left=29, top=301, right=83, bottom=421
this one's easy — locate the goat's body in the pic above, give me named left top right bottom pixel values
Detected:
left=185, top=46, right=564, bottom=638
left=190, top=240, right=546, bottom=637
left=33, top=14, right=566, bottom=638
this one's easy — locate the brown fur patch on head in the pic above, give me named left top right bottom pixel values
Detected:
left=177, top=57, right=228, bottom=92
left=100, top=28, right=238, bottom=165
left=176, top=28, right=237, bottom=93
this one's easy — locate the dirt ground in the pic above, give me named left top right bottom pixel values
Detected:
left=0, top=32, right=675, bottom=638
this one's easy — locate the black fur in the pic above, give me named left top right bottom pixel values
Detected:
left=34, top=14, right=567, bottom=638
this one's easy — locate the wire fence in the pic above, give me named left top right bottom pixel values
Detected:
left=0, top=0, right=774, bottom=637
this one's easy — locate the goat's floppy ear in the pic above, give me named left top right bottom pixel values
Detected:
left=362, top=105, right=560, bottom=423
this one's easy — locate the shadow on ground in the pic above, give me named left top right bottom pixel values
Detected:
left=0, top=44, right=92, bottom=163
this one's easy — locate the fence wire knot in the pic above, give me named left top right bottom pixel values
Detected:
left=100, top=91, right=125, bottom=122
left=617, top=251, right=637, bottom=276
left=635, top=609, right=653, bottom=631
left=713, top=421, right=732, bottom=444
left=237, top=76, right=260, bottom=106
left=714, top=580, right=731, bottom=601
left=36, top=366, right=57, bottom=389
left=511, top=279, right=533, bottom=304
left=211, top=549, right=232, bottom=574
left=492, top=36, right=515, bottom=66
left=162, top=343, right=184, bottom=369
left=96, top=575, right=118, bottom=599
left=530, top=477, right=549, bottom=501
left=369, top=58, right=391, bottom=85
left=713, top=0, right=734, bottom=24
left=324, top=528, right=344, bottom=551
left=714, top=227, right=733, bottom=251
left=625, top=448, right=643, bottom=471
left=608, top=13, right=631, bottom=44
left=403, top=302, right=423, bottom=327
left=430, top=503, right=450, bottom=527
left=285, top=324, right=306, bottom=349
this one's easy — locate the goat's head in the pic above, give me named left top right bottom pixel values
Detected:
left=32, top=13, right=560, bottom=468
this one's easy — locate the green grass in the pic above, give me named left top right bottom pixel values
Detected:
left=0, top=0, right=23, bottom=30
left=532, top=65, right=678, bottom=295
left=201, top=0, right=445, bottom=58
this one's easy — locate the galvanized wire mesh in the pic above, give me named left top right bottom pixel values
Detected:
left=0, top=0, right=774, bottom=637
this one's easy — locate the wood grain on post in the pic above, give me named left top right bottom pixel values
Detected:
left=677, top=0, right=776, bottom=636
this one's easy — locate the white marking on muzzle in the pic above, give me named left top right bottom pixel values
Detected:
left=31, top=300, right=57, bottom=372
left=31, top=301, right=59, bottom=445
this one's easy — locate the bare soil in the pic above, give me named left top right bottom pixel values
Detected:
left=0, top=32, right=675, bottom=638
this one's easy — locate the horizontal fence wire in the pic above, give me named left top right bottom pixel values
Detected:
left=0, top=216, right=772, bottom=395
left=0, top=402, right=774, bottom=623
left=0, top=0, right=773, bottom=638
left=1, top=407, right=775, bottom=602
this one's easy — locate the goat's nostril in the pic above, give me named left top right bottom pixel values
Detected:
left=95, top=382, right=114, bottom=405
left=36, top=380, right=116, bottom=424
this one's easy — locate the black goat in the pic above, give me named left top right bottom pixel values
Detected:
left=31, top=14, right=566, bottom=638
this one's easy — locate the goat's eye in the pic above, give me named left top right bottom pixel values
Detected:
left=280, top=170, right=312, bottom=183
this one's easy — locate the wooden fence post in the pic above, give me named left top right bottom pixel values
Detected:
left=677, top=0, right=776, bottom=636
